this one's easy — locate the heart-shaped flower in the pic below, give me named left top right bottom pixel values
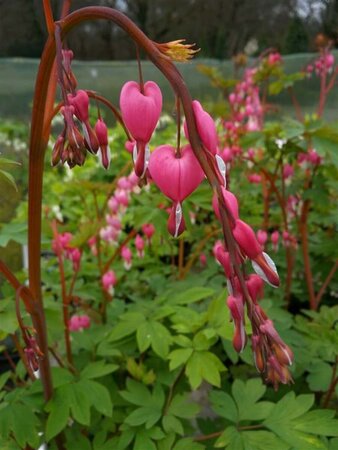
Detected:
left=148, top=144, right=204, bottom=202
left=120, top=81, right=162, bottom=144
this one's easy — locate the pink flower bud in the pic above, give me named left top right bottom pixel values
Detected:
left=78, top=315, right=91, bottom=329
left=125, top=140, right=135, bottom=153
left=69, top=314, right=91, bottom=331
left=199, top=253, right=207, bottom=267
left=121, top=246, right=132, bottom=270
left=248, top=173, right=262, bottom=184
left=308, top=149, right=321, bottom=165
left=115, top=190, right=129, bottom=207
left=283, top=164, right=294, bottom=179
left=142, top=223, right=155, bottom=243
left=106, top=216, right=122, bottom=231
left=215, top=246, right=231, bottom=277
left=102, top=270, right=117, bottom=294
left=108, top=196, right=119, bottom=214
left=271, top=230, right=279, bottom=251
left=135, top=234, right=145, bottom=258
left=184, top=100, right=218, bottom=154
left=246, top=274, right=264, bottom=304
left=117, top=177, right=132, bottom=191
left=227, top=295, right=246, bottom=353
left=221, top=147, right=233, bottom=163
left=256, top=229, right=268, bottom=247
left=70, top=248, right=82, bottom=271
left=95, top=118, right=110, bottom=169
left=233, top=220, right=262, bottom=260
left=212, top=187, right=239, bottom=225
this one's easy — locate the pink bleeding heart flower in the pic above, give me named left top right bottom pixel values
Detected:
left=69, top=248, right=82, bottom=272
left=142, top=223, right=155, bottom=244
left=213, top=240, right=224, bottom=262
left=106, top=216, right=122, bottom=231
left=271, top=230, right=279, bottom=251
left=115, top=190, right=129, bottom=208
left=212, top=186, right=239, bottom=226
left=227, top=295, right=246, bottom=353
left=108, top=196, right=119, bottom=214
left=184, top=100, right=218, bottom=154
left=246, top=274, right=264, bottom=304
left=248, top=173, right=261, bottom=184
left=256, top=229, right=268, bottom=247
left=148, top=144, right=204, bottom=237
left=135, top=234, right=145, bottom=258
left=120, top=81, right=162, bottom=177
left=95, top=118, right=110, bottom=169
left=69, top=314, right=91, bottom=332
left=125, top=140, right=135, bottom=154
left=199, top=253, right=207, bottom=267
left=102, top=270, right=117, bottom=295
left=233, top=220, right=262, bottom=260
left=121, top=246, right=132, bottom=270
left=67, top=90, right=99, bottom=153
left=282, top=164, right=294, bottom=179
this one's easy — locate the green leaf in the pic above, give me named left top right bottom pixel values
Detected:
left=293, top=410, right=338, bottom=436
left=242, top=430, right=290, bottom=450
left=173, top=438, right=206, bottom=450
left=0, top=169, right=17, bottom=191
left=70, top=383, right=91, bottom=425
left=108, top=312, right=145, bottom=341
left=133, top=431, right=157, bottom=450
left=125, top=406, right=161, bottom=429
left=232, top=379, right=272, bottom=421
left=80, top=379, right=113, bottom=417
left=170, top=287, right=215, bottom=305
left=168, top=348, right=193, bottom=371
left=185, top=351, right=225, bottom=389
left=215, top=426, right=243, bottom=449
left=306, top=361, right=332, bottom=391
left=0, top=372, right=10, bottom=391
left=45, top=387, right=71, bottom=441
left=162, top=415, right=184, bottom=435
left=120, top=379, right=152, bottom=406
left=137, top=320, right=171, bottom=358
left=210, top=390, right=238, bottom=423
left=81, top=360, right=118, bottom=379
left=168, top=394, right=200, bottom=419
left=10, top=404, right=39, bottom=448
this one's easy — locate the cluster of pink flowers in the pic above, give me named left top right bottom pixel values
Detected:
left=306, top=51, right=335, bottom=77
left=52, top=231, right=82, bottom=271
left=297, top=148, right=322, bottom=167
left=52, top=50, right=110, bottom=169
left=69, top=314, right=91, bottom=332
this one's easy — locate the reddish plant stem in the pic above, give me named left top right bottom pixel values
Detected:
left=298, top=199, right=316, bottom=310
left=51, top=221, right=73, bottom=365
left=178, top=238, right=185, bottom=278
left=43, top=0, right=55, bottom=34
left=287, top=86, right=303, bottom=122
left=322, top=357, right=338, bottom=408
left=315, top=260, right=338, bottom=307
left=102, top=229, right=137, bottom=274
left=317, top=68, right=327, bottom=117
